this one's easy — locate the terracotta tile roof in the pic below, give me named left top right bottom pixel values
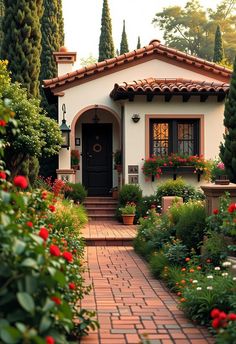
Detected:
left=43, top=39, right=232, bottom=91
left=110, top=78, right=229, bottom=100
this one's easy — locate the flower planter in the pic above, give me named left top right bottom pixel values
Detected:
left=151, top=166, right=202, bottom=182
left=72, top=164, right=80, bottom=170
left=122, top=214, right=135, bottom=225
left=215, top=175, right=230, bottom=185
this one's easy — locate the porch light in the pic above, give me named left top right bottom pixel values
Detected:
left=92, top=105, right=100, bottom=124
left=60, top=104, right=71, bottom=149
left=132, top=114, right=140, bottom=123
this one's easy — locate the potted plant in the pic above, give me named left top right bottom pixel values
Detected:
left=114, top=150, right=122, bottom=173
left=211, top=160, right=229, bottom=185
left=71, top=149, right=80, bottom=170
left=119, top=202, right=136, bottom=225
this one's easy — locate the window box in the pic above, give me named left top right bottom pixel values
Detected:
left=151, top=165, right=203, bottom=182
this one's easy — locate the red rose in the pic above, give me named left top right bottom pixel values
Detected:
left=212, top=318, right=221, bottom=329
left=49, top=205, right=56, bottom=212
left=69, top=282, right=76, bottom=290
left=213, top=209, right=219, bottom=215
left=228, top=203, right=236, bottom=213
left=211, top=308, right=220, bottom=319
left=228, top=313, right=236, bottom=321
left=49, top=245, right=61, bottom=256
left=0, top=171, right=6, bottom=179
left=45, top=336, right=55, bottom=344
left=41, top=191, right=47, bottom=199
left=51, top=296, right=61, bottom=305
left=219, top=312, right=227, bottom=320
left=0, top=119, right=6, bottom=126
left=13, top=175, right=28, bottom=189
left=26, top=221, right=33, bottom=228
left=62, top=251, right=73, bottom=263
left=39, top=227, right=49, bottom=241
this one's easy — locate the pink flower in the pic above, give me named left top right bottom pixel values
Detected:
left=217, top=162, right=225, bottom=170
left=13, top=175, right=28, bottom=189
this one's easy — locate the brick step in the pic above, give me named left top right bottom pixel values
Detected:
left=86, top=207, right=116, bottom=215
left=85, top=196, right=115, bottom=202
left=84, top=201, right=118, bottom=208
left=88, top=214, right=117, bottom=221
left=85, top=237, right=134, bottom=246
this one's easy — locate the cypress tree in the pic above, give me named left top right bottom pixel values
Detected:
left=2, top=0, right=43, bottom=98
left=137, top=36, right=141, bottom=49
left=213, top=25, right=224, bottom=63
left=0, top=0, right=4, bottom=56
left=57, top=0, right=64, bottom=46
left=98, top=0, right=115, bottom=62
left=120, top=20, right=129, bottom=55
left=220, top=57, right=236, bottom=182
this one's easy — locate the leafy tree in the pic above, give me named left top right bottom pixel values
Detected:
left=2, top=0, right=43, bottom=98
left=57, top=0, right=65, bottom=46
left=137, top=36, right=141, bottom=49
left=220, top=57, right=236, bottom=182
left=213, top=25, right=224, bottom=63
left=120, top=20, right=129, bottom=54
left=0, top=0, right=4, bottom=56
left=0, top=61, right=62, bottom=177
left=80, top=54, right=97, bottom=67
left=98, top=0, right=115, bottom=62
left=152, top=0, right=236, bottom=63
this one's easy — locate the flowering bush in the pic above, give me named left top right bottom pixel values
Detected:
left=210, top=159, right=227, bottom=181
left=142, top=154, right=210, bottom=180
left=71, top=149, right=80, bottom=166
left=212, top=309, right=236, bottom=343
left=119, top=202, right=136, bottom=215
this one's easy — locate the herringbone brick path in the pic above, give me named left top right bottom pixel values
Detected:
left=81, top=233, right=214, bottom=344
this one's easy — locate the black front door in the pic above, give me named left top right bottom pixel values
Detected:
left=82, top=124, right=112, bottom=196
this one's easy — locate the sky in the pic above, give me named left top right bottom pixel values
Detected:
left=62, top=0, right=221, bottom=67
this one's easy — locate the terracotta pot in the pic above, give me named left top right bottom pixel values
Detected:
left=122, top=214, right=135, bottom=225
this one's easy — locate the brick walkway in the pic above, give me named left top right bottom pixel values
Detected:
left=81, top=223, right=214, bottom=344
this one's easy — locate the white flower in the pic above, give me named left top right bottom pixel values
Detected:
left=222, top=272, right=229, bottom=277
left=214, top=267, right=221, bottom=270
left=222, top=261, right=232, bottom=267
left=196, top=287, right=202, bottom=291
left=207, top=275, right=213, bottom=279
left=233, top=277, right=236, bottom=281
left=207, top=286, right=213, bottom=290
left=192, top=280, right=198, bottom=284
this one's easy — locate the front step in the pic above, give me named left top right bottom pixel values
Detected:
left=84, top=196, right=118, bottom=221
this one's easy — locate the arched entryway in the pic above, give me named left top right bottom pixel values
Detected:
left=71, top=105, right=120, bottom=196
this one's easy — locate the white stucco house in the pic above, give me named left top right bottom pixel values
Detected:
left=43, top=39, right=231, bottom=196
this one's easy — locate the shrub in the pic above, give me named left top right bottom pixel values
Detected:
left=155, top=178, right=205, bottom=206
left=133, top=236, right=155, bottom=261
left=201, top=232, right=228, bottom=266
left=136, top=195, right=160, bottom=218
left=118, top=184, right=142, bottom=205
left=164, top=239, right=189, bottom=266
left=175, top=200, right=207, bottom=251
left=64, top=182, right=87, bottom=203
left=149, top=252, right=168, bottom=278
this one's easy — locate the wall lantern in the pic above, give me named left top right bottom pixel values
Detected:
left=132, top=114, right=140, bottom=123
left=60, top=104, right=71, bottom=149
left=92, top=104, right=100, bottom=124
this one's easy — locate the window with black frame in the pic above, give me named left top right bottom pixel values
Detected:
left=150, top=119, right=200, bottom=156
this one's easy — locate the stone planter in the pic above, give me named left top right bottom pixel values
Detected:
left=215, top=175, right=230, bottom=185
left=122, top=214, right=135, bottom=225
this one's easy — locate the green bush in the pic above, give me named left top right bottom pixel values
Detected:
left=136, top=195, right=160, bottom=218
left=133, top=236, right=154, bottom=261
left=164, top=239, right=189, bottom=266
left=64, top=182, right=87, bottom=203
left=149, top=252, right=168, bottom=278
left=175, top=200, right=207, bottom=251
left=155, top=178, right=205, bottom=207
left=201, top=232, right=228, bottom=266
left=117, top=184, right=142, bottom=220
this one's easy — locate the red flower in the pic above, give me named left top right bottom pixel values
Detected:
left=26, top=221, right=33, bottom=228
left=39, top=227, right=49, bottom=241
left=211, top=308, right=220, bottom=319
left=49, top=205, right=56, bottom=212
left=51, top=296, right=61, bottom=305
left=212, top=318, right=221, bottom=329
left=206, top=259, right=211, bottom=263
left=13, top=175, right=28, bottom=189
left=213, top=209, right=219, bottom=215
left=228, top=313, right=236, bottom=321
left=69, top=282, right=76, bottom=290
left=228, top=203, right=236, bottom=213
left=0, top=119, right=6, bottom=126
left=41, top=191, right=47, bottom=199
left=45, top=337, right=55, bottom=344
left=185, top=257, right=190, bottom=262
left=219, top=312, right=227, bottom=320
left=49, top=245, right=61, bottom=257
left=62, top=251, right=73, bottom=263
left=0, top=171, right=6, bottom=179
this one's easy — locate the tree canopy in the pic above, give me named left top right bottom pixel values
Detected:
left=98, top=0, right=115, bottom=62
left=213, top=25, right=224, bottom=63
left=152, top=0, right=236, bottom=64
left=120, top=20, right=129, bottom=55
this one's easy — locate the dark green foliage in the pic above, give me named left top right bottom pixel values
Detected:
left=98, top=0, right=115, bottom=62
left=220, top=57, right=236, bottom=182
left=164, top=240, right=189, bottom=266
left=19, top=156, right=40, bottom=186
left=133, top=236, right=153, bottom=261
left=2, top=0, right=43, bottom=98
left=175, top=201, right=206, bottom=250
left=65, top=183, right=88, bottom=203
left=120, top=20, right=129, bottom=55
left=201, top=232, right=228, bottom=266
left=57, top=0, right=64, bottom=46
left=136, top=195, right=159, bottom=219
left=149, top=252, right=168, bottom=278
left=213, top=25, right=224, bottom=63
left=118, top=184, right=142, bottom=207
left=137, top=36, right=141, bottom=49
left=0, top=0, right=4, bottom=56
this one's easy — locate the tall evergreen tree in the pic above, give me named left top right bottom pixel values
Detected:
left=2, top=0, right=43, bottom=98
left=57, top=0, right=64, bottom=46
left=220, top=57, right=236, bottom=182
left=120, top=20, right=129, bottom=55
left=213, top=25, right=224, bottom=63
left=137, top=36, right=141, bottom=49
left=0, top=0, right=4, bottom=56
left=98, top=0, right=115, bottom=62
